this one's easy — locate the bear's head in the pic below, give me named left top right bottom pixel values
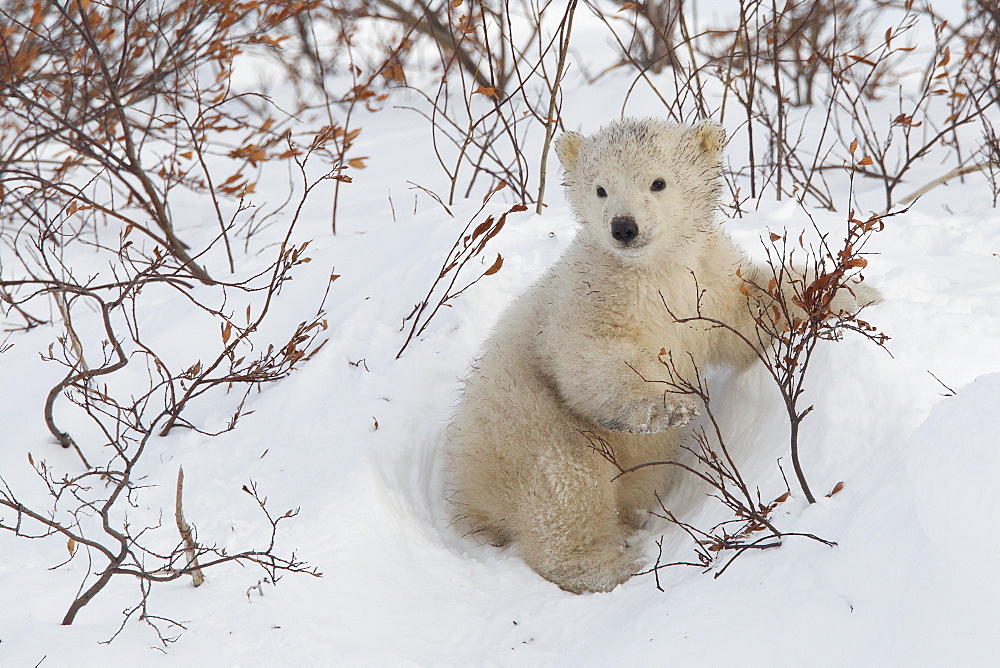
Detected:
left=555, top=118, right=726, bottom=264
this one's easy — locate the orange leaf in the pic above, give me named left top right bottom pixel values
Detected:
left=826, top=481, right=845, bottom=497
left=348, top=157, right=367, bottom=169
left=483, top=254, right=503, bottom=276
left=618, top=1, right=636, bottom=9
left=482, top=179, right=508, bottom=203
left=472, top=86, right=496, bottom=98
left=381, top=61, right=405, bottom=82
left=29, top=0, right=43, bottom=28
left=470, top=217, right=494, bottom=242
left=857, top=155, right=873, bottom=166
left=937, top=46, right=950, bottom=68
left=222, top=321, right=232, bottom=344
left=769, top=232, right=782, bottom=242
left=849, top=138, right=858, bottom=155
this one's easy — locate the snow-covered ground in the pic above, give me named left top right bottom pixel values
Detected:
left=3, top=5, right=1000, bottom=666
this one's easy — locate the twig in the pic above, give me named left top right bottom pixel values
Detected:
left=535, top=0, right=577, bottom=215
left=175, top=467, right=205, bottom=587
left=888, top=161, right=999, bottom=213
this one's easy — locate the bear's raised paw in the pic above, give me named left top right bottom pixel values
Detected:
left=611, top=395, right=700, bottom=434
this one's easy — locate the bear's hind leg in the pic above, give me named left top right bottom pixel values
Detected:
left=513, top=446, right=644, bottom=593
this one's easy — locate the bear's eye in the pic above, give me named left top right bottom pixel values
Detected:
left=596, top=186, right=607, bottom=198
left=651, top=179, right=666, bottom=192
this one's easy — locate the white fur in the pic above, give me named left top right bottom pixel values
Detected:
left=444, top=117, right=866, bottom=593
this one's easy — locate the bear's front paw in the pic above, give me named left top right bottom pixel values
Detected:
left=611, top=396, right=700, bottom=434
left=830, top=281, right=882, bottom=313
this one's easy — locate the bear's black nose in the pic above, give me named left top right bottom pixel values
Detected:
left=611, top=216, right=639, bottom=244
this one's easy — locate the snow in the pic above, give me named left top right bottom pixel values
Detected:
left=4, top=5, right=1000, bottom=666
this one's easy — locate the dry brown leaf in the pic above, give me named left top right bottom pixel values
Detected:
left=938, top=46, right=951, bottom=68
left=483, top=254, right=503, bottom=276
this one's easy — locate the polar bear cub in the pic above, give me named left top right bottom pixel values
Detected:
left=445, top=118, right=779, bottom=593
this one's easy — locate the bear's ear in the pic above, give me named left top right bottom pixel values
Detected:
left=691, top=120, right=726, bottom=162
left=554, top=131, right=584, bottom=171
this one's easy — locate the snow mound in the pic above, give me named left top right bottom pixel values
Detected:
left=907, top=373, right=1000, bottom=570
